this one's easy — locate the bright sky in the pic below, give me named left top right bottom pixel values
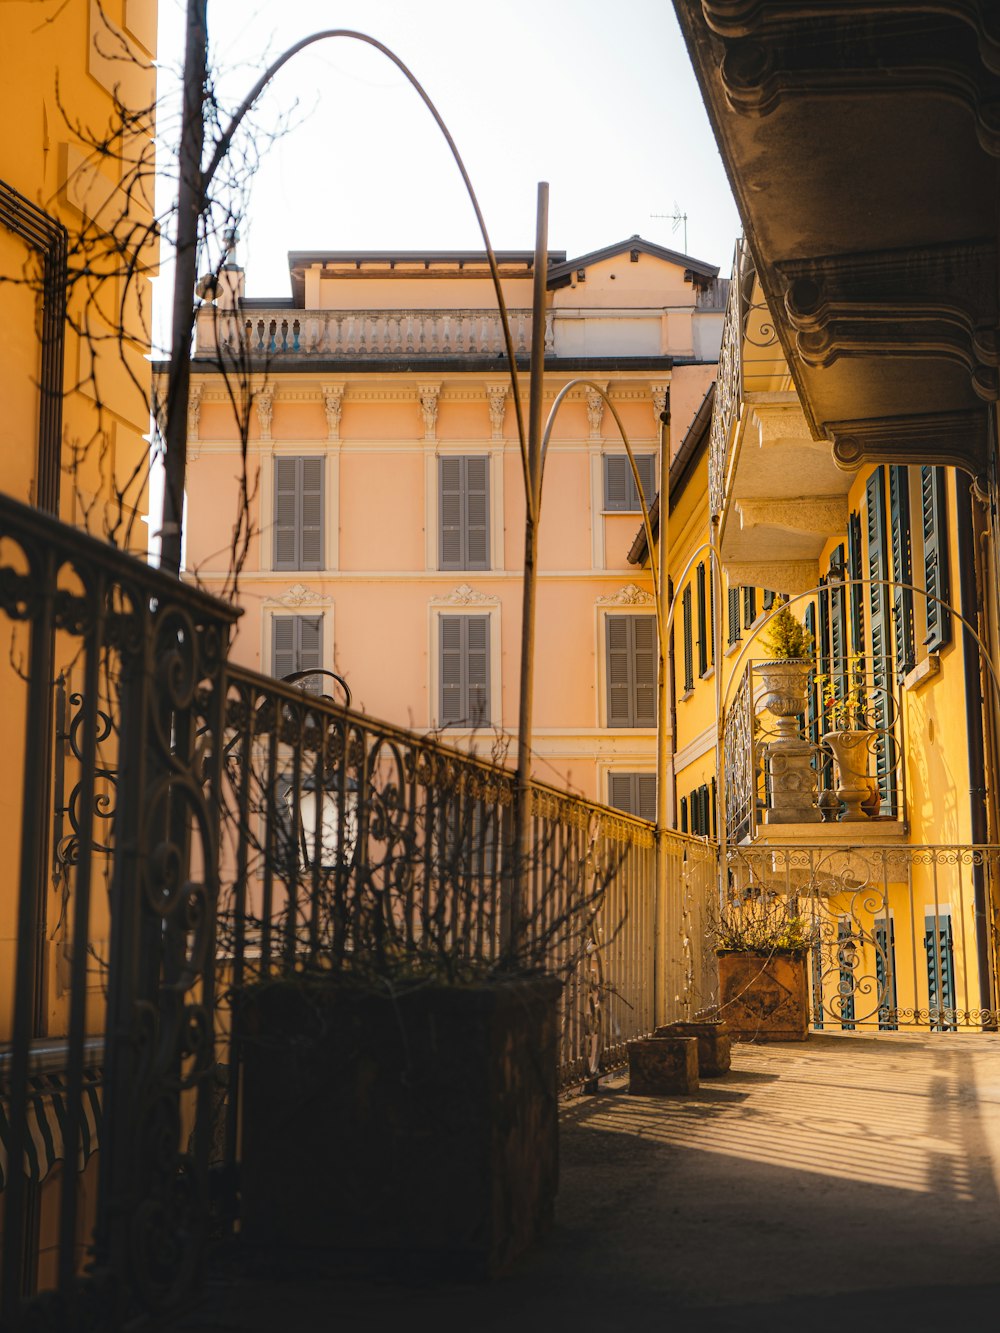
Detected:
left=154, top=0, right=741, bottom=314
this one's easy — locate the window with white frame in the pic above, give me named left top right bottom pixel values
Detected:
left=608, top=772, right=656, bottom=821
left=605, top=614, right=656, bottom=727
left=274, top=457, right=324, bottom=571
left=439, top=456, right=490, bottom=570
left=439, top=614, right=491, bottom=726
left=272, top=614, right=323, bottom=684
left=603, top=454, right=656, bottom=511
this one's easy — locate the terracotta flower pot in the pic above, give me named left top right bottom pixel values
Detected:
left=717, top=951, right=809, bottom=1041
left=756, top=659, right=812, bottom=740
left=822, top=728, right=875, bottom=821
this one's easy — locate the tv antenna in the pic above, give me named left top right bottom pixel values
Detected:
left=651, top=203, right=688, bottom=254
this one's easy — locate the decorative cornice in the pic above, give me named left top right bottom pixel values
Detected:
left=265, top=583, right=333, bottom=608
left=486, top=382, right=508, bottom=441
left=827, top=408, right=989, bottom=481
left=778, top=243, right=999, bottom=402
left=436, top=583, right=500, bottom=606
left=737, top=496, right=848, bottom=536
left=597, top=583, right=655, bottom=607
left=418, top=382, right=440, bottom=441
left=322, top=382, right=344, bottom=441
left=723, top=559, right=818, bottom=596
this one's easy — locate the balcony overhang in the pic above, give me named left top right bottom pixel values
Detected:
left=673, top=1, right=999, bottom=483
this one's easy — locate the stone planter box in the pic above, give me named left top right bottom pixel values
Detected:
left=717, top=951, right=809, bottom=1041
left=627, top=1036, right=699, bottom=1095
left=238, top=974, right=562, bottom=1280
left=653, top=1021, right=731, bottom=1075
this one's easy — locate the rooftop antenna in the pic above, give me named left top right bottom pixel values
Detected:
left=651, top=202, right=688, bottom=254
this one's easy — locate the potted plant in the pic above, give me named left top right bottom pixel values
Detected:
left=755, top=604, right=819, bottom=824
left=710, top=890, right=814, bottom=1041
left=817, top=655, right=877, bottom=821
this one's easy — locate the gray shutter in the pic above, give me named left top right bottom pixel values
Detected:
left=465, top=614, right=490, bottom=724
left=632, top=615, right=656, bottom=725
left=696, top=563, right=707, bottom=677
left=465, top=457, right=490, bottom=570
left=606, top=616, right=633, bottom=725
left=272, top=615, right=296, bottom=679
left=889, top=465, right=915, bottom=673
left=298, top=616, right=323, bottom=673
left=604, top=456, right=629, bottom=510
left=636, top=773, right=656, bottom=822
left=299, top=458, right=324, bottom=570
left=608, top=772, right=633, bottom=813
left=921, top=466, right=951, bottom=650
left=682, top=587, right=694, bottom=691
left=274, top=458, right=299, bottom=569
left=440, top=616, right=464, bottom=723
left=439, top=457, right=464, bottom=569
left=728, top=586, right=741, bottom=646
left=635, top=455, right=656, bottom=508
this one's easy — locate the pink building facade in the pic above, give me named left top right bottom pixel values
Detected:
left=184, top=238, right=723, bottom=810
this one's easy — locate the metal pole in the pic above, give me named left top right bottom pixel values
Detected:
left=159, top=0, right=208, bottom=577
left=712, top=515, right=728, bottom=905
left=509, top=181, right=549, bottom=958
left=653, top=398, right=671, bottom=1023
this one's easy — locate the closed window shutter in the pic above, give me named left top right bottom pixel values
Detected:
left=763, top=589, right=775, bottom=611
left=743, top=587, right=757, bottom=630
left=606, top=616, right=633, bottom=726
left=680, top=795, right=688, bottom=833
left=604, top=455, right=655, bottom=510
left=299, top=459, right=324, bottom=570
left=636, top=773, right=656, bottom=822
left=682, top=588, right=694, bottom=691
left=298, top=616, right=322, bottom=672
left=465, top=614, right=490, bottom=724
left=889, top=465, right=915, bottom=673
left=439, top=457, right=464, bottom=569
left=847, top=511, right=864, bottom=655
left=609, top=772, right=633, bottom=812
left=829, top=545, right=847, bottom=679
left=696, top=563, right=707, bottom=676
left=440, top=615, right=490, bottom=726
left=632, top=616, right=656, bottom=725
left=728, top=586, right=741, bottom=646
left=866, top=469, right=895, bottom=814
left=465, top=457, right=490, bottom=569
left=709, top=566, right=716, bottom=665
left=274, top=458, right=299, bottom=569
left=635, top=455, right=656, bottom=508
left=710, top=777, right=717, bottom=838
left=272, top=615, right=296, bottom=679
left=805, top=603, right=820, bottom=745
left=921, top=466, right=951, bottom=650
left=609, top=772, right=655, bottom=820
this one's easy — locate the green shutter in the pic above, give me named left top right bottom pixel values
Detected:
left=847, top=511, right=864, bottom=655
left=696, top=563, right=707, bottom=677
left=762, top=589, right=775, bottom=611
left=727, top=586, right=741, bottom=647
left=889, top=465, right=915, bottom=674
left=680, top=796, right=688, bottom=833
left=709, top=565, right=716, bottom=665
left=743, top=587, right=757, bottom=630
left=921, top=466, right=951, bottom=651
left=682, top=587, right=694, bottom=691
left=866, top=469, right=895, bottom=814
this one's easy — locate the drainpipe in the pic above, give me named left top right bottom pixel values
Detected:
left=955, top=472, right=996, bottom=1023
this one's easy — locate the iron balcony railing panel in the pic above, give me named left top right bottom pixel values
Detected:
left=0, top=491, right=239, bottom=1330
left=723, top=844, right=999, bottom=1032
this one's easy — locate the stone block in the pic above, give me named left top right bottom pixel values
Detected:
left=627, top=1036, right=699, bottom=1096
left=653, top=1021, right=732, bottom=1076
left=717, top=951, right=809, bottom=1041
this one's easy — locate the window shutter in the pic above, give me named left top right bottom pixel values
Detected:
left=728, top=586, right=741, bottom=647
left=440, top=616, right=465, bottom=723
left=682, top=588, right=694, bottom=691
left=298, top=616, right=323, bottom=673
left=465, top=614, right=490, bottom=724
left=636, top=773, right=656, bottom=822
left=805, top=603, right=820, bottom=746
left=889, top=465, right=915, bottom=674
left=274, top=458, right=299, bottom=570
left=272, top=615, right=296, bottom=679
left=609, top=772, right=633, bottom=813
left=709, top=566, right=716, bottom=665
left=680, top=795, right=688, bottom=833
left=710, top=777, right=717, bottom=838
left=606, top=616, right=633, bottom=726
left=299, top=458, right=324, bottom=570
left=828, top=544, right=847, bottom=680
left=847, top=510, right=864, bottom=655
left=439, top=457, right=464, bottom=569
left=866, top=469, right=895, bottom=814
left=762, top=589, right=776, bottom=611
left=465, top=457, right=490, bottom=570
left=921, top=466, right=951, bottom=651
left=696, top=563, right=707, bottom=677
left=632, top=616, right=656, bottom=725
left=743, top=587, right=757, bottom=630
left=635, top=455, right=656, bottom=508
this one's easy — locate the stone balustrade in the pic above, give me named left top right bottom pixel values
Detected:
left=196, top=307, right=555, bottom=359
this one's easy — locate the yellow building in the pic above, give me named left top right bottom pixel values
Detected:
left=0, top=0, right=158, bottom=1295
left=183, top=236, right=724, bottom=809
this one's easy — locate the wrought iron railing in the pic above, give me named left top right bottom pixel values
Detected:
left=723, top=657, right=905, bottom=844
left=723, top=844, right=1000, bottom=1031
left=708, top=241, right=746, bottom=515
left=0, top=491, right=716, bottom=1325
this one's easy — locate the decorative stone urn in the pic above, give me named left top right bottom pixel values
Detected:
left=822, top=729, right=875, bottom=821
left=757, top=659, right=820, bottom=824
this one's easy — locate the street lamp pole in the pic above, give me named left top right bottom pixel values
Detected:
left=653, top=401, right=672, bottom=1023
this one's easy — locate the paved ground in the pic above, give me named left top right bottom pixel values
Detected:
left=176, top=1031, right=1000, bottom=1332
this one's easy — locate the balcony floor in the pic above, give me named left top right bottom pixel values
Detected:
left=175, top=1032, right=1000, bottom=1332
